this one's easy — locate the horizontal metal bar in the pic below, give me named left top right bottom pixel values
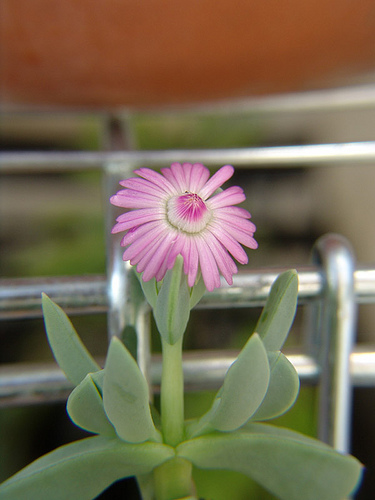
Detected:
left=1, top=266, right=375, bottom=320
left=0, top=275, right=107, bottom=319
left=2, top=142, right=375, bottom=174
left=1, top=346, right=374, bottom=407
left=0, top=363, right=73, bottom=406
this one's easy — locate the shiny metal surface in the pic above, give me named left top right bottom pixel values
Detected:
left=2, top=141, right=375, bottom=174
left=2, top=266, right=375, bottom=320
left=104, top=162, right=152, bottom=384
left=1, top=347, right=375, bottom=407
left=0, top=275, right=107, bottom=319
left=312, top=234, right=357, bottom=454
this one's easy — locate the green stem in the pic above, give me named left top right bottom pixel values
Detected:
left=153, top=457, right=195, bottom=500
left=155, top=338, right=196, bottom=499
left=160, top=337, right=185, bottom=446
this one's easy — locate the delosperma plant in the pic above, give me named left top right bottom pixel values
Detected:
left=0, top=163, right=363, bottom=500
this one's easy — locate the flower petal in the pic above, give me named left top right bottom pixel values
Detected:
left=207, top=186, right=246, bottom=209
left=161, top=163, right=186, bottom=191
left=216, top=205, right=252, bottom=219
left=133, top=168, right=175, bottom=195
left=110, top=190, right=162, bottom=209
left=181, top=162, right=193, bottom=186
left=199, top=165, right=234, bottom=199
left=216, top=210, right=257, bottom=235
left=220, top=221, right=259, bottom=249
left=209, top=223, right=250, bottom=264
left=188, top=163, right=211, bottom=193
left=112, top=209, right=164, bottom=233
left=133, top=238, right=166, bottom=272
left=120, top=221, right=160, bottom=246
left=204, top=232, right=238, bottom=285
left=141, top=233, right=176, bottom=282
left=120, top=177, right=170, bottom=198
left=123, top=226, right=169, bottom=264
left=195, top=237, right=221, bottom=291
left=181, top=237, right=200, bottom=287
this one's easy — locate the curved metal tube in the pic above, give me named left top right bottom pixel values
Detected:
left=312, top=234, right=357, bottom=453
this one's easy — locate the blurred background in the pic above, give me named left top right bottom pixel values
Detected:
left=1, top=1, right=375, bottom=498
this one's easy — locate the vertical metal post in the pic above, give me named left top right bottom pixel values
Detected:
left=311, top=233, right=357, bottom=453
left=102, top=114, right=152, bottom=385
left=104, top=159, right=152, bottom=386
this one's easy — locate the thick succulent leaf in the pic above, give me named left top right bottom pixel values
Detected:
left=137, top=273, right=158, bottom=309
left=0, top=435, right=174, bottom=500
left=189, top=275, right=207, bottom=309
left=250, top=351, right=300, bottom=421
left=67, top=373, right=116, bottom=436
left=153, top=256, right=191, bottom=345
left=189, top=333, right=270, bottom=436
left=177, top=424, right=363, bottom=500
left=209, top=333, right=270, bottom=431
left=91, top=368, right=104, bottom=395
left=103, top=337, right=160, bottom=443
left=42, top=294, right=101, bottom=386
left=254, top=270, right=298, bottom=351
left=239, top=422, right=331, bottom=446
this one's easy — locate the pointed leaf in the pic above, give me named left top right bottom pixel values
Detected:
left=190, top=333, right=270, bottom=435
left=0, top=435, right=174, bottom=500
left=209, top=333, right=270, bottom=431
left=42, top=294, right=100, bottom=386
left=255, top=270, right=298, bottom=351
left=177, top=424, right=363, bottom=500
left=91, top=368, right=104, bottom=394
left=189, top=275, right=207, bottom=309
left=103, top=337, right=160, bottom=443
left=67, top=373, right=116, bottom=436
left=137, top=273, right=158, bottom=309
left=153, top=256, right=191, bottom=345
left=250, top=351, right=300, bottom=421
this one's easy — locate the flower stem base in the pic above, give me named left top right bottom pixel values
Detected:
left=153, top=457, right=195, bottom=500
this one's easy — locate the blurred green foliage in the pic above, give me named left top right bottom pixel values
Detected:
left=131, top=112, right=262, bottom=150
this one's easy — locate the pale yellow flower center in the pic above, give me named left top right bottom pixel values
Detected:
left=167, top=192, right=212, bottom=233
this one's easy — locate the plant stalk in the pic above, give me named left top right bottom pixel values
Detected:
left=160, top=337, right=185, bottom=446
left=153, top=457, right=195, bottom=500
left=154, top=337, right=196, bottom=499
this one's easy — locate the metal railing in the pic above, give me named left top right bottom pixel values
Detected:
left=1, top=85, right=375, bottom=459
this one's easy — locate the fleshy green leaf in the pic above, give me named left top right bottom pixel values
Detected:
left=42, top=293, right=101, bottom=386
left=177, top=424, right=363, bottom=500
left=137, top=273, right=158, bottom=309
left=67, top=373, right=116, bottom=436
left=137, top=265, right=206, bottom=312
left=239, top=421, right=330, bottom=445
left=189, top=275, right=207, bottom=309
left=90, top=368, right=104, bottom=395
left=188, top=333, right=270, bottom=436
left=153, top=256, right=191, bottom=345
left=255, top=270, right=299, bottom=351
left=0, top=435, right=174, bottom=500
left=103, top=337, right=160, bottom=443
left=250, top=351, right=300, bottom=421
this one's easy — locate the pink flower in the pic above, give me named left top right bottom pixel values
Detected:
left=110, top=163, right=257, bottom=292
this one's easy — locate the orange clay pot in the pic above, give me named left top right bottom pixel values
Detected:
left=1, top=0, right=375, bottom=108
